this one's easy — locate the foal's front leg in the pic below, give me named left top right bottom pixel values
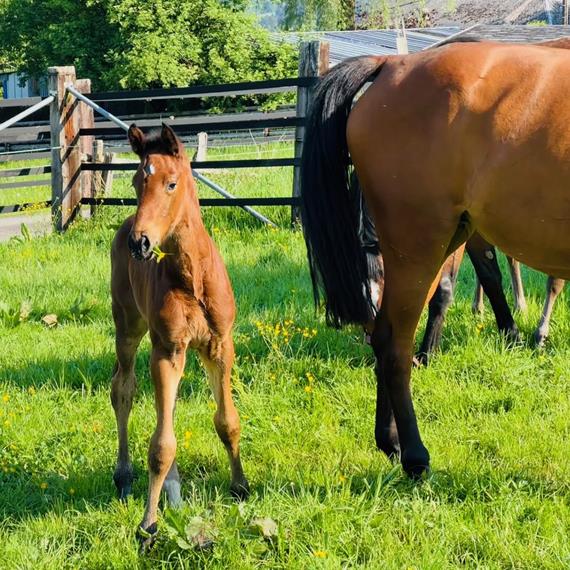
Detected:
left=139, top=342, right=186, bottom=542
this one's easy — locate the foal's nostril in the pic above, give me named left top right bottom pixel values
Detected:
left=140, top=235, right=151, bottom=255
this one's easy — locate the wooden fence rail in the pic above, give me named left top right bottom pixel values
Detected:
left=0, top=41, right=329, bottom=231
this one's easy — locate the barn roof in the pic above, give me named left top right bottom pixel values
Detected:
left=277, top=25, right=570, bottom=66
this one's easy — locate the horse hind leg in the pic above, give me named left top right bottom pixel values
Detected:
left=111, top=302, right=147, bottom=501
left=199, top=337, right=249, bottom=499
left=508, top=257, right=528, bottom=314
left=534, top=276, right=565, bottom=348
left=466, top=234, right=520, bottom=343
left=416, top=245, right=465, bottom=366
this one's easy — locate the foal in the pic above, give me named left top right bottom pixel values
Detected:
left=110, top=124, right=248, bottom=542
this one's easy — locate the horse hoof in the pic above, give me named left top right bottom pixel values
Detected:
left=230, top=479, right=250, bottom=501
left=137, top=523, right=158, bottom=552
left=375, top=432, right=401, bottom=460
left=114, top=468, right=134, bottom=501
left=402, top=448, right=430, bottom=479
left=413, top=353, right=427, bottom=368
left=533, top=331, right=547, bottom=349
left=118, top=485, right=132, bottom=502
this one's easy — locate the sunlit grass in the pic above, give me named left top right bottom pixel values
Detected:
left=0, top=162, right=569, bottom=568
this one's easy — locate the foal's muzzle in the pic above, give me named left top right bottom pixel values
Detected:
left=128, top=232, right=152, bottom=261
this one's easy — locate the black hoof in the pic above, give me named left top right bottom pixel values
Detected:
left=533, top=331, right=547, bottom=349
left=375, top=431, right=401, bottom=461
left=230, top=479, right=250, bottom=501
left=413, top=353, right=428, bottom=368
left=137, top=523, right=158, bottom=552
left=402, top=448, right=430, bottom=479
left=114, top=468, right=134, bottom=501
left=503, top=326, right=521, bottom=346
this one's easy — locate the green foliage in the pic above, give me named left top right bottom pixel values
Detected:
left=0, top=0, right=297, bottom=90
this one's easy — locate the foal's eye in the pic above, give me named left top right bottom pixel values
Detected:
left=167, top=182, right=177, bottom=192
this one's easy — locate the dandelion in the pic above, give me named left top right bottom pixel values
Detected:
left=2, top=394, right=9, bottom=403
left=304, top=385, right=313, bottom=394
left=476, top=323, right=484, bottom=334
left=339, top=474, right=347, bottom=483
left=313, top=550, right=327, bottom=558
left=92, top=421, right=103, bottom=433
left=40, top=482, right=48, bottom=490
left=184, top=430, right=192, bottom=439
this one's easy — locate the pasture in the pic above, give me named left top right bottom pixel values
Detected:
left=0, top=155, right=569, bottom=568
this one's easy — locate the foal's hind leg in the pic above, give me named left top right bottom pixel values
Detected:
left=111, top=301, right=147, bottom=500
left=199, top=337, right=249, bottom=499
left=534, top=276, right=565, bottom=348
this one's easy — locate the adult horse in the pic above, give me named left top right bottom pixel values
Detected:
left=301, top=41, right=570, bottom=477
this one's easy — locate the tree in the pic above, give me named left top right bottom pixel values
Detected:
left=0, top=0, right=297, bottom=90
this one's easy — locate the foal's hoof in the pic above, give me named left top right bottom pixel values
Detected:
left=401, top=448, right=430, bottom=480
left=230, top=479, right=250, bottom=501
left=137, top=523, right=158, bottom=552
left=113, top=468, right=134, bottom=502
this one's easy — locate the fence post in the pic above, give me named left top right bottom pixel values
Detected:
left=291, top=40, right=329, bottom=225
left=76, top=78, right=94, bottom=219
left=91, top=139, right=105, bottom=216
left=49, top=66, right=82, bottom=232
left=196, top=132, right=208, bottom=162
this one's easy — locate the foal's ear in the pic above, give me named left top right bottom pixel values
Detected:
left=161, top=123, right=179, bottom=156
left=128, top=124, right=145, bottom=157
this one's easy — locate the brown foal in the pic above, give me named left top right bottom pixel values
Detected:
left=110, top=124, right=248, bottom=543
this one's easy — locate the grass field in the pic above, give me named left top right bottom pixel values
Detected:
left=0, top=157, right=569, bottom=568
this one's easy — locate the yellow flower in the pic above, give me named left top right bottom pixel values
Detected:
left=2, top=394, right=9, bottom=403
left=28, top=386, right=36, bottom=396
left=313, top=550, right=327, bottom=558
left=3, top=420, right=10, bottom=427
left=339, top=474, right=347, bottom=483
left=40, top=482, right=48, bottom=490
left=304, top=385, right=313, bottom=393
left=184, top=430, right=192, bottom=439
left=92, top=421, right=103, bottom=433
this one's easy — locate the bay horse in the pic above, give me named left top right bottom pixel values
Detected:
left=301, top=40, right=570, bottom=477
left=110, top=124, right=248, bottom=544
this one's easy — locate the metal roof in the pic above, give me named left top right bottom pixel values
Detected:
left=458, top=24, right=570, bottom=43
left=276, top=25, right=570, bottom=66
left=274, top=27, right=462, bottom=65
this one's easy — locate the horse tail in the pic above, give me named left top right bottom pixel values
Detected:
left=300, top=55, right=387, bottom=328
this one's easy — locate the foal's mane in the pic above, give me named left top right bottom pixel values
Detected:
left=141, top=128, right=183, bottom=157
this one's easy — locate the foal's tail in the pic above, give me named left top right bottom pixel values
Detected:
left=300, top=56, right=387, bottom=327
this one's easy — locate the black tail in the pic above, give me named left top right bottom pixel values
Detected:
left=300, top=56, right=386, bottom=328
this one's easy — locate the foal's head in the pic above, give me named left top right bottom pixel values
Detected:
left=127, top=123, right=194, bottom=261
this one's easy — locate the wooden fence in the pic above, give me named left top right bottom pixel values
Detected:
left=0, top=41, right=330, bottom=230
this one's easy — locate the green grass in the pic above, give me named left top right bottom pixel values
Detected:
left=0, top=164, right=569, bottom=568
